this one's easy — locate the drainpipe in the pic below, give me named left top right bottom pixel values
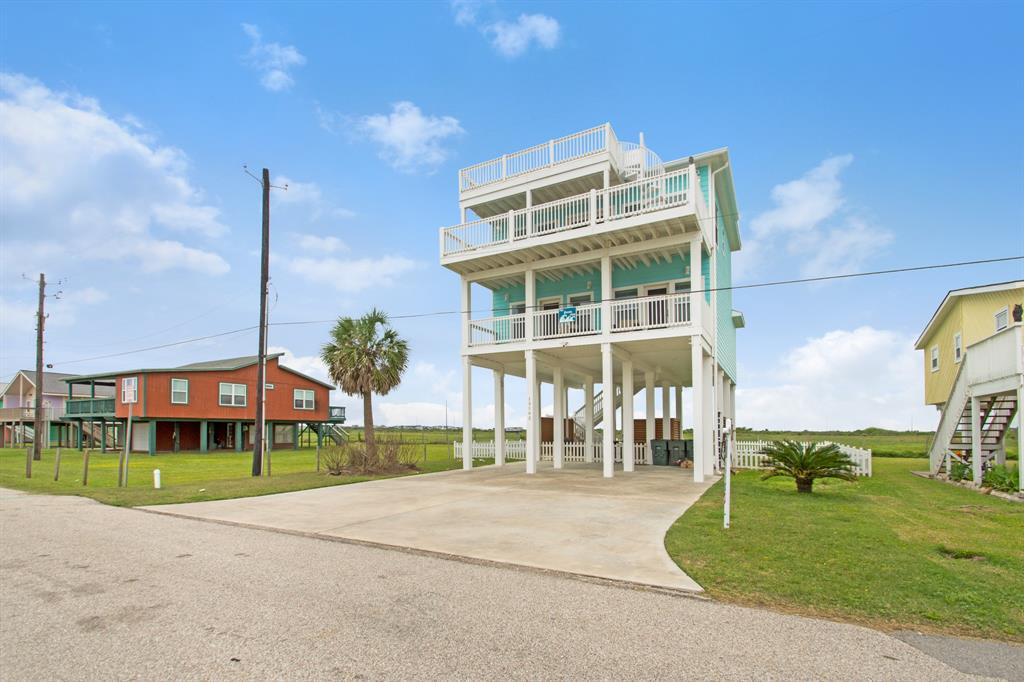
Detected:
left=709, top=161, right=730, bottom=470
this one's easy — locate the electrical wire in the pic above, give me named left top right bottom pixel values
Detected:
left=43, top=254, right=1022, bottom=369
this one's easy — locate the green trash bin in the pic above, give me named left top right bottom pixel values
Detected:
left=650, top=440, right=669, bottom=466
left=668, top=439, right=692, bottom=466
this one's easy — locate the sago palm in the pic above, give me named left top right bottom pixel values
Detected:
left=759, top=440, right=857, bottom=493
left=321, top=309, right=409, bottom=459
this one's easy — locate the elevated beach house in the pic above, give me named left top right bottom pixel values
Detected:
left=0, top=370, right=115, bottom=448
left=61, top=354, right=345, bottom=454
left=915, top=280, right=1022, bottom=490
left=441, top=124, right=743, bottom=480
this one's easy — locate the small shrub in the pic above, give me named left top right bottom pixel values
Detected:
left=319, top=439, right=417, bottom=476
left=759, top=440, right=857, bottom=493
left=982, top=464, right=1020, bottom=493
left=320, top=445, right=351, bottom=476
left=949, top=461, right=972, bottom=482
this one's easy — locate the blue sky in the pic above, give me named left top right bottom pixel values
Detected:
left=1, top=0, right=1021, bottom=430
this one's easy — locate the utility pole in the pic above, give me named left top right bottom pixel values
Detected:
left=253, top=168, right=271, bottom=477
left=243, top=166, right=286, bottom=477
left=33, top=273, right=45, bottom=464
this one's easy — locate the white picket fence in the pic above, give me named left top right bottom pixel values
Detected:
left=734, top=440, right=872, bottom=477
left=454, top=440, right=649, bottom=465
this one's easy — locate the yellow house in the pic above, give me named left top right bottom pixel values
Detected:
left=914, top=280, right=1022, bottom=488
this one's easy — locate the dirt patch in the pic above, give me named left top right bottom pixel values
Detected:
left=936, top=545, right=986, bottom=561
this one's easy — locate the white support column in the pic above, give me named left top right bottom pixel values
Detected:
left=526, top=189, right=533, bottom=236
left=971, top=395, right=983, bottom=486
left=525, top=350, right=539, bottom=474
left=601, top=253, right=612, bottom=336
left=675, top=385, right=683, bottom=435
left=662, top=384, right=671, bottom=440
left=622, top=360, right=635, bottom=471
left=601, top=343, right=615, bottom=479
left=494, top=369, right=505, bottom=466
left=462, top=356, right=473, bottom=471
left=704, top=352, right=715, bottom=474
left=584, top=377, right=595, bottom=463
left=553, top=366, right=565, bottom=469
left=460, top=276, right=471, bottom=350
left=1018, top=383, right=1023, bottom=492
left=645, top=371, right=656, bottom=445
left=729, top=380, right=737, bottom=427
left=525, top=269, right=536, bottom=341
left=689, top=238, right=703, bottom=333
left=691, top=342, right=705, bottom=483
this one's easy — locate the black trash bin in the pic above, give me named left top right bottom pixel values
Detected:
left=668, top=439, right=693, bottom=467
left=650, top=440, right=669, bottom=466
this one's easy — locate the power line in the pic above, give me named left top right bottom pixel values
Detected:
left=43, top=254, right=1021, bottom=369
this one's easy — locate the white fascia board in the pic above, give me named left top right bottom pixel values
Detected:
left=914, top=280, right=1024, bottom=349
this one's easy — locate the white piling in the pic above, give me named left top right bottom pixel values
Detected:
left=153, top=469, right=161, bottom=489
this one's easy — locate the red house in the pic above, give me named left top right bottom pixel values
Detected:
left=63, top=354, right=345, bottom=454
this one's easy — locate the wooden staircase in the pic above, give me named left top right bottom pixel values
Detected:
left=937, top=394, right=1018, bottom=475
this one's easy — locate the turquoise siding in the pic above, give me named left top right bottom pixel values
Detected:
left=697, top=165, right=709, bottom=210
left=491, top=256, right=695, bottom=313
left=714, top=195, right=737, bottom=383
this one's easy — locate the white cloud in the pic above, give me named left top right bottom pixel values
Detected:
left=450, top=0, right=482, bottom=26
left=354, top=102, right=464, bottom=173
left=273, top=175, right=354, bottom=220
left=0, top=73, right=230, bottom=277
left=242, top=23, right=306, bottom=92
left=736, top=154, right=892, bottom=281
left=486, top=14, right=561, bottom=58
left=737, top=326, right=938, bottom=431
left=451, top=3, right=561, bottom=59
left=294, top=234, right=348, bottom=253
left=282, top=254, right=418, bottom=292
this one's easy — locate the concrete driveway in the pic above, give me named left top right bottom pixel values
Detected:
left=145, top=462, right=716, bottom=592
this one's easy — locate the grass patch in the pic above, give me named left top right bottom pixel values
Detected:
left=665, top=458, right=1024, bottom=642
left=0, top=443, right=467, bottom=507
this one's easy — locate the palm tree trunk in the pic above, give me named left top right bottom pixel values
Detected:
left=796, top=477, right=813, bottom=493
left=363, top=391, right=375, bottom=461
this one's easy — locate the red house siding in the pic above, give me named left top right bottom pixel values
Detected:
left=113, top=358, right=330, bottom=421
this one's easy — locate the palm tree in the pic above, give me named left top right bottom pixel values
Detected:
left=759, top=440, right=857, bottom=493
left=321, top=309, right=409, bottom=459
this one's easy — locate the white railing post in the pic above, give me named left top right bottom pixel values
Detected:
left=548, top=139, right=555, bottom=166
left=501, top=154, right=507, bottom=180
left=507, top=210, right=515, bottom=243
left=589, top=188, right=597, bottom=226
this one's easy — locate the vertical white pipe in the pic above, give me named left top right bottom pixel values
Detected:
left=601, top=343, right=615, bottom=479
left=622, top=360, right=634, bottom=472
left=525, top=350, right=538, bottom=474
left=553, top=367, right=564, bottom=469
left=462, top=356, right=473, bottom=471
left=691, top=342, right=705, bottom=483
left=494, top=369, right=505, bottom=466
left=584, top=377, right=595, bottom=463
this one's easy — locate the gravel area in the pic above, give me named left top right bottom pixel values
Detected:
left=0, top=488, right=992, bottom=680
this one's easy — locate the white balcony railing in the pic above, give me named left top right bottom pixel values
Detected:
left=467, top=293, right=691, bottom=347
left=441, top=167, right=692, bottom=258
left=459, top=125, right=613, bottom=191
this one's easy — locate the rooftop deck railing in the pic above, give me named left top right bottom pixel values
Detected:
left=467, top=293, right=692, bottom=347
left=0, top=407, right=59, bottom=422
left=459, top=125, right=613, bottom=192
left=442, top=166, right=693, bottom=258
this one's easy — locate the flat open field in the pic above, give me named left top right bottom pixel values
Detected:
left=666, top=458, right=1024, bottom=642
left=0, top=443, right=465, bottom=507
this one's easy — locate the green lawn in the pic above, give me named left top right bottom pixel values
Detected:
left=733, top=428, right=1018, bottom=459
left=665, top=458, right=1024, bottom=642
left=0, top=443, right=465, bottom=507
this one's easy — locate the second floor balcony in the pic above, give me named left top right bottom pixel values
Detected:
left=468, top=292, right=694, bottom=349
left=64, top=398, right=116, bottom=418
left=441, top=165, right=704, bottom=266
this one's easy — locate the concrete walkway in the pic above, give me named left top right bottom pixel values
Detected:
left=144, top=462, right=716, bottom=592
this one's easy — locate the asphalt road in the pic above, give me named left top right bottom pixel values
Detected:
left=0, top=488, right=1009, bottom=680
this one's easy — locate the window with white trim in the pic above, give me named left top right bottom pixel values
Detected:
left=219, top=382, right=247, bottom=407
left=953, top=333, right=962, bottom=364
left=171, top=378, right=189, bottom=404
left=121, top=376, right=138, bottom=404
left=293, top=388, right=314, bottom=410
left=995, top=307, right=1009, bottom=332
left=930, top=346, right=940, bottom=372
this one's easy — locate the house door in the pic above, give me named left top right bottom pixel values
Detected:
left=645, top=286, right=668, bottom=326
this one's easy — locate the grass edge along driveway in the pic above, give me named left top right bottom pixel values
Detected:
left=0, top=446, right=466, bottom=507
left=665, top=458, right=1024, bottom=642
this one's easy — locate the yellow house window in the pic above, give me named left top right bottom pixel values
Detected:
left=953, top=333, right=962, bottom=364
left=930, top=346, right=940, bottom=372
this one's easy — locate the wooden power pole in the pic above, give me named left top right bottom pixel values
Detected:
left=31, top=273, right=46, bottom=469
left=252, top=168, right=270, bottom=477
